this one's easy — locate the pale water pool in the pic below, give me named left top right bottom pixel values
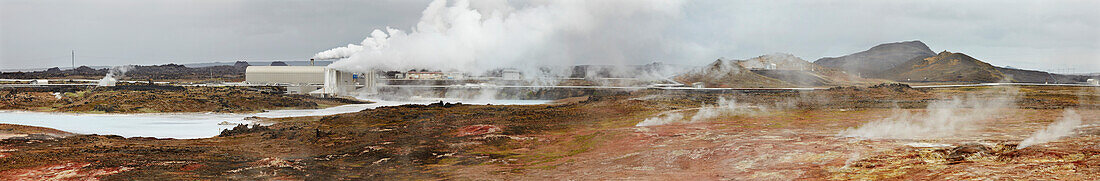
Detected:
left=0, top=99, right=550, bottom=139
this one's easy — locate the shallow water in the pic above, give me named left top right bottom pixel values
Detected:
left=0, top=99, right=550, bottom=139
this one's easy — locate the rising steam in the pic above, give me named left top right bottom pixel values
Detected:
left=690, top=97, right=767, bottom=122
left=316, top=0, right=685, bottom=78
left=1017, top=109, right=1083, bottom=149
left=97, top=65, right=134, bottom=86
left=635, top=112, right=685, bottom=127
left=839, top=86, right=1019, bottom=139
left=636, top=97, right=767, bottom=127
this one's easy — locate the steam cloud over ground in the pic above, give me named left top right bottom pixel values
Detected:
left=1017, top=109, right=1084, bottom=149
left=839, top=86, right=1019, bottom=139
left=315, top=0, right=685, bottom=77
left=97, top=65, right=134, bottom=86
left=636, top=97, right=768, bottom=127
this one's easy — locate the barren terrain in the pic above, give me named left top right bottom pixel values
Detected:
left=0, top=84, right=1098, bottom=180
left=0, top=86, right=364, bottom=113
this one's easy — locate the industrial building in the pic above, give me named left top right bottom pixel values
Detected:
left=245, top=66, right=326, bottom=85
left=245, top=66, right=373, bottom=96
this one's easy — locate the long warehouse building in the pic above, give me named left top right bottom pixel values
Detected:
left=245, top=66, right=371, bottom=96
left=245, top=66, right=327, bottom=85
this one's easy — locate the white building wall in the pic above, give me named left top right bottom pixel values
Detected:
left=323, top=68, right=374, bottom=96
left=245, top=66, right=326, bottom=85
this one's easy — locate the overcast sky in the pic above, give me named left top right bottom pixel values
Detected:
left=3, top=0, right=1099, bottom=73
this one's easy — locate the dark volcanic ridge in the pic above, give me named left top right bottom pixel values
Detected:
left=1, top=63, right=249, bottom=81
left=815, top=40, right=936, bottom=76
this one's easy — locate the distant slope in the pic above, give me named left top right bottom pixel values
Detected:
left=737, top=53, right=891, bottom=87
left=675, top=59, right=794, bottom=88
left=994, top=67, right=1095, bottom=83
left=0, top=63, right=249, bottom=81
left=184, top=60, right=332, bottom=67
left=738, top=53, right=822, bottom=71
left=815, top=40, right=936, bottom=76
left=879, top=51, right=1007, bottom=82
left=1, top=60, right=331, bottom=73
left=750, top=70, right=832, bottom=86
left=736, top=53, right=835, bottom=86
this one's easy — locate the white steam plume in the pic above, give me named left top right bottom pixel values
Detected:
left=690, top=97, right=767, bottom=122
left=1017, top=109, right=1083, bottom=149
left=635, top=112, right=684, bottom=127
left=316, top=0, right=685, bottom=78
left=312, top=44, right=363, bottom=60
left=839, top=87, right=1019, bottom=139
left=97, top=65, right=134, bottom=87
left=636, top=97, right=767, bottom=127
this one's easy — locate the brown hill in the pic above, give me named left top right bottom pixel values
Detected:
left=737, top=53, right=836, bottom=87
left=750, top=70, right=832, bottom=86
left=737, top=53, right=824, bottom=71
left=675, top=59, right=793, bottom=88
left=878, top=51, right=1007, bottom=82
left=737, top=53, right=888, bottom=87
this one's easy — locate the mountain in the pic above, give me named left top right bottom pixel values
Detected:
left=815, top=40, right=936, bottom=76
left=878, top=51, right=1007, bottom=82
left=675, top=59, right=793, bottom=88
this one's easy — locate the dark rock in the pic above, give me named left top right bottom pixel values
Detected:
left=233, top=61, right=250, bottom=68
left=218, top=124, right=270, bottom=137
left=947, top=143, right=990, bottom=163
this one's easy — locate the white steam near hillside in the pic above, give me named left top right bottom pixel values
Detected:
left=840, top=87, right=1019, bottom=139
left=97, top=65, right=134, bottom=87
left=635, top=112, right=685, bottom=127
left=315, top=0, right=685, bottom=77
left=1017, top=109, right=1083, bottom=149
left=690, top=97, right=767, bottom=122
left=636, top=97, right=767, bottom=127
